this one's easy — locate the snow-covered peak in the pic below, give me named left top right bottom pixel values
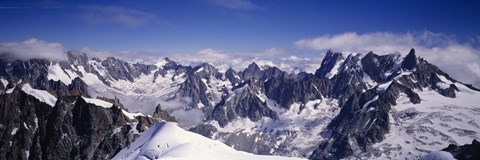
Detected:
left=113, top=121, right=304, bottom=160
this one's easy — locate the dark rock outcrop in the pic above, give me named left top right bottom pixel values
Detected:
left=314, top=50, right=345, bottom=78
left=442, top=139, right=480, bottom=160
left=152, top=104, right=176, bottom=122
left=0, top=86, right=159, bottom=160
left=211, top=80, right=277, bottom=127
left=401, top=48, right=418, bottom=70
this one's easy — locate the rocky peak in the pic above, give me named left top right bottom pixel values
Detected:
left=225, top=68, right=241, bottom=85
left=163, top=58, right=181, bottom=70
left=315, top=50, right=345, bottom=78
left=66, top=51, right=89, bottom=66
left=401, top=48, right=418, bottom=70
left=361, top=51, right=402, bottom=83
left=244, top=62, right=262, bottom=73
left=178, top=73, right=209, bottom=108
left=100, top=57, right=157, bottom=82
left=241, top=62, right=263, bottom=80
left=211, top=80, right=276, bottom=127
left=193, top=62, right=222, bottom=80
left=152, top=104, right=177, bottom=122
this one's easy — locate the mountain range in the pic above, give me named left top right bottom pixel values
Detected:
left=0, top=48, right=479, bottom=159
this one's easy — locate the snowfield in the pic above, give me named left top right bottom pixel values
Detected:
left=112, top=121, right=305, bottom=160
left=418, top=151, right=455, bottom=160
left=364, top=83, right=480, bottom=159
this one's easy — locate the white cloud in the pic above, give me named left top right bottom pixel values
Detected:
left=165, top=47, right=324, bottom=74
left=170, top=109, right=205, bottom=128
left=81, top=5, right=156, bottom=27
left=0, top=38, right=65, bottom=60
left=206, top=0, right=261, bottom=10
left=170, top=48, right=274, bottom=72
left=156, top=96, right=204, bottom=128
left=295, top=31, right=480, bottom=87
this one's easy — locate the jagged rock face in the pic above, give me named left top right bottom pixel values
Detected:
left=153, top=58, right=190, bottom=83
left=188, top=124, right=218, bottom=138
left=0, top=87, right=159, bottom=160
left=178, top=73, right=210, bottom=107
left=101, top=57, right=157, bottom=82
left=310, top=81, right=421, bottom=159
left=0, top=88, right=52, bottom=160
left=225, top=68, right=241, bottom=86
left=329, top=54, right=369, bottom=104
left=0, top=58, right=49, bottom=83
left=264, top=78, right=326, bottom=110
left=211, top=80, right=277, bottom=127
left=240, top=63, right=288, bottom=81
left=402, top=49, right=418, bottom=70
left=314, top=50, right=345, bottom=78
left=0, top=56, right=90, bottom=98
left=361, top=52, right=403, bottom=83
left=152, top=104, right=177, bottom=122
left=193, top=62, right=223, bottom=80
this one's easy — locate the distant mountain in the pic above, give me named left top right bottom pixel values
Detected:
left=0, top=48, right=479, bottom=159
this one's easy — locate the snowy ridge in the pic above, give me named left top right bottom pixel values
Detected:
left=21, top=84, right=57, bottom=106
left=82, top=97, right=113, bottom=108
left=113, top=121, right=304, bottom=160
left=326, top=59, right=345, bottom=79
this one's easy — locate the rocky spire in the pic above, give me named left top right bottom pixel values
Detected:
left=401, top=48, right=417, bottom=70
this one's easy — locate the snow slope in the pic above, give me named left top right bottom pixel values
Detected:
left=205, top=97, right=340, bottom=157
left=113, top=121, right=305, bottom=160
left=363, top=83, right=480, bottom=159
left=82, top=97, right=113, bottom=108
left=21, top=84, right=57, bottom=107
left=418, top=151, right=455, bottom=160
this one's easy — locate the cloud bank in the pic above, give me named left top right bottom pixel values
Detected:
left=0, top=38, right=65, bottom=60
left=295, top=31, right=480, bottom=87
left=168, top=48, right=321, bottom=74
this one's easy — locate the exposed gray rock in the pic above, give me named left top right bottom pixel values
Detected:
left=0, top=85, right=162, bottom=160
left=177, top=73, right=209, bottom=107
left=188, top=124, right=218, bottom=138
left=442, top=139, right=480, bottom=160
left=401, top=48, right=418, bottom=70
left=211, top=80, right=277, bottom=127
left=314, top=50, right=345, bottom=78
left=152, top=104, right=177, bottom=122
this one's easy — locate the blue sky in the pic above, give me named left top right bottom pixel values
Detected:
left=0, top=0, right=479, bottom=53
left=1, top=0, right=480, bottom=87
